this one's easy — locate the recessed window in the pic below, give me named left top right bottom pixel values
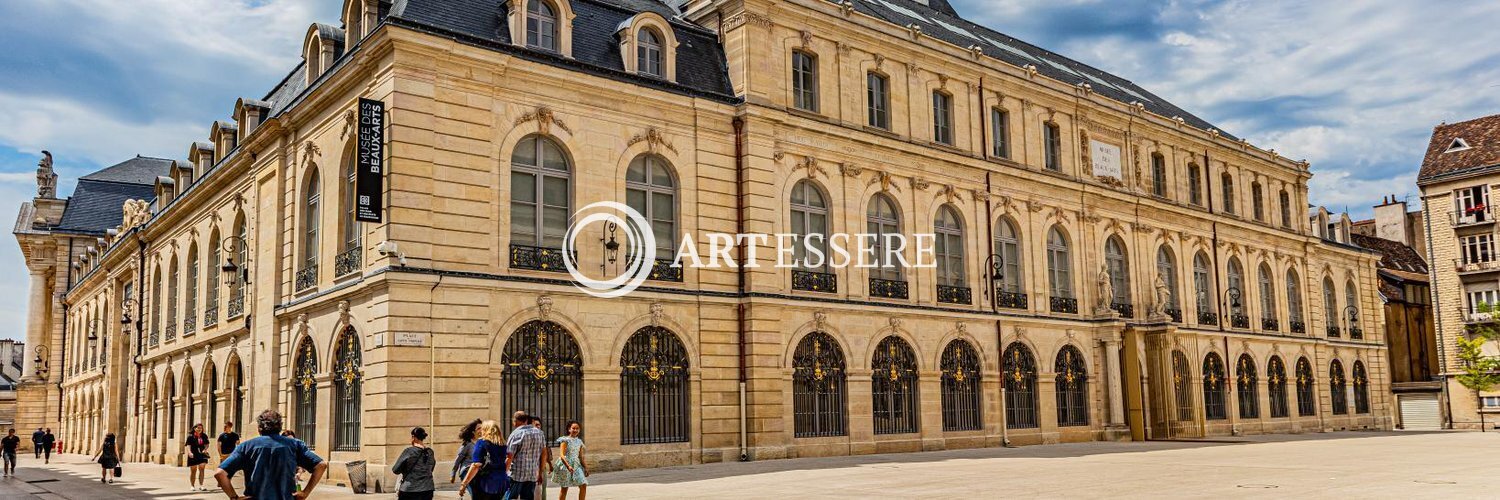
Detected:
left=791, top=51, right=818, bottom=112
left=1221, top=172, right=1236, bottom=215
left=991, top=108, right=1010, bottom=159
left=1188, top=164, right=1203, bottom=206
left=866, top=72, right=889, bottom=129
left=1151, top=153, right=1167, bottom=197
left=1043, top=122, right=1061, bottom=171
left=526, top=0, right=559, bottom=52
left=637, top=28, right=663, bottom=77
left=932, top=91, right=953, bottom=145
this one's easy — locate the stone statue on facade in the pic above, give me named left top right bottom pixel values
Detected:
left=121, top=199, right=150, bottom=230
left=36, top=151, right=57, bottom=199
left=1095, top=265, right=1114, bottom=314
left=1149, top=273, right=1171, bottom=320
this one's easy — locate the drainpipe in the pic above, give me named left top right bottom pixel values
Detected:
left=733, top=116, right=749, bottom=462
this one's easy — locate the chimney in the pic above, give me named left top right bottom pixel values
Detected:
left=1373, top=193, right=1411, bottom=245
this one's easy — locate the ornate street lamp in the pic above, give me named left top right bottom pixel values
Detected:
left=120, top=298, right=138, bottom=325
left=220, top=235, right=252, bottom=286
left=982, top=253, right=1005, bottom=313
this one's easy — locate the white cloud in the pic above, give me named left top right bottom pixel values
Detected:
left=0, top=92, right=201, bottom=166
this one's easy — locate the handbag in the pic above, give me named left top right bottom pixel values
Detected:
left=113, top=465, right=123, bottom=477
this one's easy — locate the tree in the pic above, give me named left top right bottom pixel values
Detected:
left=1458, top=304, right=1500, bottom=431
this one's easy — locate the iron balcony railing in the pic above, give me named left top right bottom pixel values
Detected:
left=792, top=270, right=838, bottom=293
left=165, top=324, right=177, bottom=342
left=1050, top=296, right=1078, bottom=314
left=203, top=305, right=218, bottom=329
left=1450, top=205, right=1495, bottom=227
left=1350, top=326, right=1363, bottom=339
left=937, top=285, right=972, bottom=305
left=184, top=316, right=197, bottom=336
left=510, top=244, right=570, bottom=273
left=1230, top=313, right=1250, bottom=329
left=1110, top=302, right=1134, bottom=318
left=1164, top=307, right=1183, bottom=323
left=334, top=247, right=362, bottom=277
left=295, top=265, right=318, bottom=292
left=996, top=291, right=1028, bottom=310
left=869, top=278, right=909, bottom=300
left=1262, top=318, right=1279, bottom=331
left=1198, top=311, right=1219, bottom=326
left=227, top=296, right=245, bottom=318
left=647, top=258, right=684, bottom=282
left=1327, top=326, right=1341, bottom=338
left=1454, top=258, right=1500, bottom=274
left=1290, top=320, right=1306, bottom=334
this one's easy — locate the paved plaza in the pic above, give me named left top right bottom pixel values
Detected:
left=0, top=431, right=1493, bottom=499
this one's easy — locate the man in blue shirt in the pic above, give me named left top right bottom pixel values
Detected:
left=213, top=409, right=328, bottom=500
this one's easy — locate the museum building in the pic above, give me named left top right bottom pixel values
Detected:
left=13, top=0, right=1393, bottom=487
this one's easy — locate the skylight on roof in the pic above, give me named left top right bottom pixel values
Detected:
left=868, top=0, right=928, bottom=22
left=930, top=18, right=980, bottom=41
left=981, top=36, right=1038, bottom=62
left=1445, top=137, right=1472, bottom=153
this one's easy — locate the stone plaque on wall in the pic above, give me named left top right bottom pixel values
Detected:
left=1090, top=139, right=1122, bottom=180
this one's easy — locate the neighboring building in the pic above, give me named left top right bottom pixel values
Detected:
left=15, top=0, right=1391, bottom=487
left=0, top=340, right=25, bottom=427
left=1418, top=112, right=1500, bottom=430
left=1352, top=197, right=1442, bottom=429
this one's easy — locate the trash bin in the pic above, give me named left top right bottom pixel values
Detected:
left=345, top=460, right=369, bottom=494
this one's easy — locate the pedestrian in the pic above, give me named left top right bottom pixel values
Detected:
left=29, top=428, right=42, bottom=460
left=92, top=432, right=119, bottom=484
left=504, top=411, right=547, bottom=500
left=216, top=422, right=240, bottom=463
left=212, top=409, right=328, bottom=500
left=553, top=421, right=588, bottom=500
left=451, top=418, right=482, bottom=483
left=530, top=417, right=551, bottom=500
left=40, top=429, right=53, bottom=464
left=392, top=427, right=436, bottom=500
left=2, top=429, right=19, bottom=477
left=185, top=423, right=211, bottom=491
left=458, top=420, right=508, bottom=500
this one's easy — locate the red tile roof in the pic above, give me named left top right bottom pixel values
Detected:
left=1418, top=113, right=1500, bottom=183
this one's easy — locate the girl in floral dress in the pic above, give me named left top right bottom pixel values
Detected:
left=552, top=421, right=588, bottom=500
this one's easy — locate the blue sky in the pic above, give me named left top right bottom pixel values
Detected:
left=1, top=0, right=1498, bottom=340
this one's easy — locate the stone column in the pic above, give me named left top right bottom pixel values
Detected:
left=1102, top=336, right=1126, bottom=427
left=22, top=269, right=49, bottom=381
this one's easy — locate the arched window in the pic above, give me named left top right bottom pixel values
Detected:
left=1279, top=189, right=1292, bottom=228
left=1252, top=182, right=1265, bottom=221
left=994, top=218, right=1023, bottom=297
left=867, top=194, right=903, bottom=293
left=637, top=28, right=663, bottom=77
left=1188, top=164, right=1203, bottom=205
left=1193, top=252, right=1215, bottom=324
left=1329, top=359, right=1348, bottom=415
left=1047, top=226, right=1073, bottom=303
left=1352, top=360, right=1370, bottom=414
left=1258, top=263, right=1277, bottom=330
left=1003, top=343, right=1038, bottom=429
left=147, top=376, right=159, bottom=438
left=302, top=170, right=321, bottom=278
left=940, top=339, right=981, bottom=431
left=1227, top=258, right=1246, bottom=327
left=1203, top=352, right=1227, bottom=420
left=526, top=0, right=559, bottom=51
left=1236, top=354, right=1259, bottom=419
left=227, top=356, right=245, bottom=432
left=791, top=50, right=818, bottom=112
left=1221, top=172, right=1236, bottom=214
left=792, top=332, right=846, bottom=437
left=1345, top=280, right=1361, bottom=338
left=626, top=154, right=677, bottom=255
left=332, top=327, right=362, bottom=451
left=1055, top=345, right=1089, bottom=427
left=1286, top=270, right=1304, bottom=333
left=934, top=206, right=967, bottom=302
left=501, top=320, right=584, bottom=439
left=168, top=256, right=179, bottom=341
left=1268, top=356, right=1289, bottom=418
left=206, top=229, right=220, bottom=326
left=338, top=151, right=360, bottom=276
left=1151, top=152, right=1168, bottom=197
left=1295, top=357, right=1316, bottom=416
left=872, top=336, right=919, bottom=435
left=165, top=370, right=177, bottom=436
left=1156, top=246, right=1180, bottom=321
left=229, top=213, right=247, bottom=316
left=182, top=367, right=195, bottom=434
left=1173, top=351, right=1193, bottom=421
left=789, top=180, right=830, bottom=273
left=1323, top=277, right=1339, bottom=337
left=620, top=326, right=690, bottom=444
left=510, top=135, right=572, bottom=258
left=1105, top=236, right=1130, bottom=316
left=151, top=265, right=162, bottom=346
left=293, top=336, right=319, bottom=446
left=186, top=244, right=198, bottom=334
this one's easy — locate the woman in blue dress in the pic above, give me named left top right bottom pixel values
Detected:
left=458, top=420, right=509, bottom=500
left=552, top=421, right=588, bottom=500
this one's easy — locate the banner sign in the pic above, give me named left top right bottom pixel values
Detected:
left=1089, top=139, right=1122, bottom=180
left=355, top=98, right=385, bottom=223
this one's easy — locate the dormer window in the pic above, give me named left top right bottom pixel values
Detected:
left=527, top=0, right=559, bottom=52
left=1446, top=137, right=1472, bottom=153
left=638, top=28, right=663, bottom=78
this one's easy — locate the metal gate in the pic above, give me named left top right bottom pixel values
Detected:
left=501, top=320, right=584, bottom=440
left=1398, top=393, right=1442, bottom=430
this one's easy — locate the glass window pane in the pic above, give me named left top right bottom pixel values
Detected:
left=512, top=172, right=536, bottom=202
left=542, top=176, right=569, bottom=207
left=513, top=137, right=537, bottom=166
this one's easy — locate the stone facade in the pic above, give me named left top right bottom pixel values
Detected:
left=15, top=0, right=1392, bottom=490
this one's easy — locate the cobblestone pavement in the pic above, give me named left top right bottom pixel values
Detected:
left=2, top=432, right=1493, bottom=499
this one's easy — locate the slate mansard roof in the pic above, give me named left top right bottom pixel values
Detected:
left=1417, top=113, right=1500, bottom=183
left=55, top=156, right=174, bottom=235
